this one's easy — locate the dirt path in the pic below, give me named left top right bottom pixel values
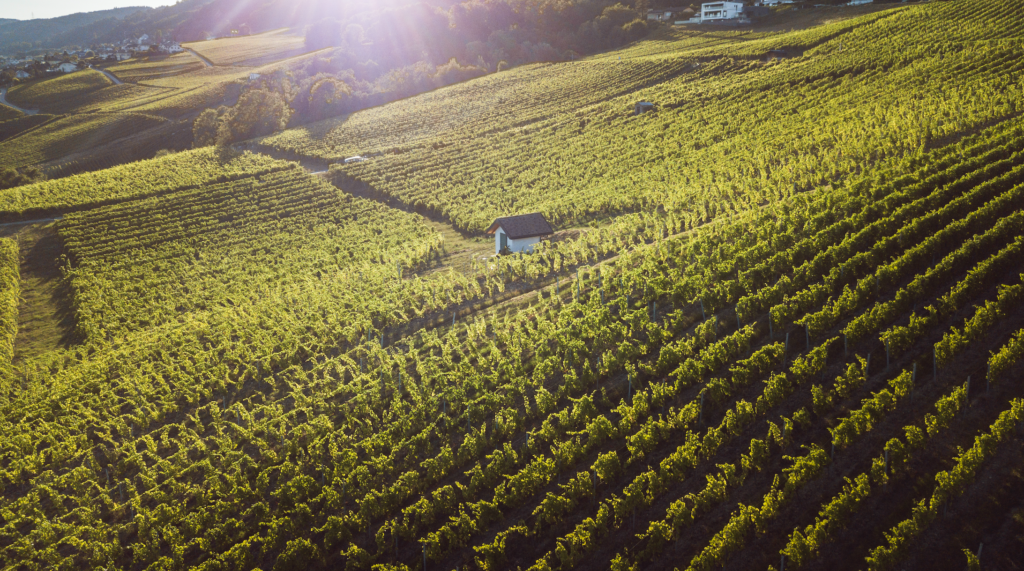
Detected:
left=0, top=88, right=38, bottom=115
left=0, top=222, right=76, bottom=364
left=184, top=47, right=214, bottom=67
left=0, top=218, right=62, bottom=229
left=96, top=68, right=123, bottom=85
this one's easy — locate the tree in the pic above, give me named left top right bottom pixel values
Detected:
left=192, top=109, right=219, bottom=147
left=306, top=78, right=352, bottom=122
left=434, top=58, right=487, bottom=87
left=0, top=167, right=45, bottom=191
left=218, top=89, right=291, bottom=144
left=305, top=19, right=342, bottom=50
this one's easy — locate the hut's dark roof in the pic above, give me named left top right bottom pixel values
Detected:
left=486, top=212, right=554, bottom=239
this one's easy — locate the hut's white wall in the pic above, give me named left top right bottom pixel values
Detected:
left=494, top=228, right=541, bottom=254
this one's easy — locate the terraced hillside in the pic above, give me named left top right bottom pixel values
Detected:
left=5, top=69, right=115, bottom=113
left=0, top=46, right=301, bottom=176
left=1, top=0, right=1024, bottom=570
left=183, top=29, right=311, bottom=67
left=262, top=1, right=1024, bottom=233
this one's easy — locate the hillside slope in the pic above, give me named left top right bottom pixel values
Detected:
left=1, top=1, right=1024, bottom=570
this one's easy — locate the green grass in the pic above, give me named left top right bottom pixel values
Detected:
left=0, top=223, right=72, bottom=367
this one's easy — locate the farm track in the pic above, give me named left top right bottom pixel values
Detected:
left=183, top=47, right=214, bottom=68
left=0, top=217, right=62, bottom=228
left=95, top=68, right=123, bottom=85
left=0, top=221, right=77, bottom=363
left=0, top=88, right=37, bottom=115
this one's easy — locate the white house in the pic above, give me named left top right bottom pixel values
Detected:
left=701, top=1, right=745, bottom=21
left=137, top=34, right=149, bottom=45
left=56, top=62, right=78, bottom=73
left=249, top=72, right=261, bottom=81
left=167, top=43, right=184, bottom=53
left=648, top=7, right=693, bottom=21
left=486, top=212, right=554, bottom=255
left=848, top=0, right=873, bottom=4
left=15, top=70, right=30, bottom=79
left=136, top=45, right=151, bottom=52
left=114, top=52, right=131, bottom=61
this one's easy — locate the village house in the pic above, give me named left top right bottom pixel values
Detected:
left=56, top=62, right=78, bottom=73
left=15, top=70, right=30, bottom=79
left=701, top=1, right=746, bottom=21
left=647, top=6, right=693, bottom=21
left=486, top=212, right=554, bottom=255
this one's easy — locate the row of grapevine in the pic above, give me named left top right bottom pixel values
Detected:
left=0, top=238, right=18, bottom=381
left=5, top=3, right=1024, bottom=567
left=864, top=399, right=1024, bottom=570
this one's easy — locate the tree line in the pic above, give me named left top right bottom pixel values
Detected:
left=194, top=1, right=651, bottom=147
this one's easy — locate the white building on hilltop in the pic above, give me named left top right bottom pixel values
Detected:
left=701, top=1, right=745, bottom=21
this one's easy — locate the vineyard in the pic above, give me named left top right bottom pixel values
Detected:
left=0, top=104, right=21, bottom=122
left=0, top=40, right=330, bottom=175
left=1, top=0, right=1024, bottom=570
left=106, top=53, right=207, bottom=83
left=0, top=112, right=169, bottom=170
left=0, top=52, right=260, bottom=174
left=5, top=69, right=114, bottom=114
left=294, top=2, right=1024, bottom=233
left=59, top=166, right=442, bottom=340
left=0, top=146, right=288, bottom=219
left=183, top=30, right=312, bottom=67
left=0, top=114, right=55, bottom=144
left=0, top=238, right=18, bottom=379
